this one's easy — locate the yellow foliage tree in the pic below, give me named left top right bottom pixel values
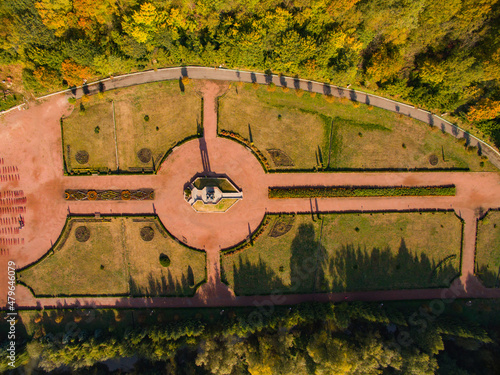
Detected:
left=35, top=0, right=76, bottom=36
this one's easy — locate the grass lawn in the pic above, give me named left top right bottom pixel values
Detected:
left=18, top=216, right=206, bottom=297
left=193, top=198, right=239, bottom=213
left=218, top=84, right=496, bottom=171
left=221, top=212, right=463, bottom=295
left=476, top=210, right=500, bottom=288
left=62, top=80, right=201, bottom=174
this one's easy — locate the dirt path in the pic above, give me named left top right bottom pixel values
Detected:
left=1, top=79, right=500, bottom=310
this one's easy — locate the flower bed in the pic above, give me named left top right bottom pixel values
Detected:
left=65, top=189, right=155, bottom=201
left=268, top=185, right=456, bottom=198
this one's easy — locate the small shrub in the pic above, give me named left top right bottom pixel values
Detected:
left=252, top=82, right=259, bottom=90
left=295, top=89, right=304, bottom=97
left=358, top=132, right=363, bottom=137
left=100, top=264, right=104, bottom=270
left=160, top=253, right=171, bottom=267
left=267, top=83, right=276, bottom=92
left=81, top=95, right=90, bottom=103
left=282, top=86, right=289, bottom=92
left=402, top=143, right=406, bottom=148
left=480, top=161, right=484, bottom=167
left=352, top=101, right=360, bottom=108
left=355, top=227, right=360, bottom=232
left=144, top=114, right=150, bottom=122
left=277, top=114, right=282, bottom=120
left=34, top=316, right=42, bottom=323
left=367, top=105, right=374, bottom=110
left=94, top=126, right=100, bottom=134
left=156, top=126, right=159, bottom=131
left=279, top=266, right=284, bottom=272
left=79, top=102, right=85, bottom=114
left=55, top=315, right=64, bottom=324
left=74, top=315, right=82, bottom=323
left=68, top=97, right=76, bottom=104
left=310, top=91, right=316, bottom=98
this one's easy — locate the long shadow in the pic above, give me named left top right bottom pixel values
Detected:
left=476, top=264, right=500, bottom=288
left=199, top=137, right=211, bottom=172
left=325, top=238, right=459, bottom=292
left=230, top=224, right=461, bottom=295
left=129, top=268, right=194, bottom=297
left=290, top=223, right=327, bottom=293
left=248, top=124, right=253, bottom=143
left=233, top=256, right=286, bottom=295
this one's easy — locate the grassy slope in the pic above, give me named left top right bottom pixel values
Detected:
left=19, top=216, right=206, bottom=296
left=221, top=212, right=463, bottom=295
left=219, top=85, right=497, bottom=171
left=62, top=80, right=201, bottom=173
left=476, top=211, right=500, bottom=287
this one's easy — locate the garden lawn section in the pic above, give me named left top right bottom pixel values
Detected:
left=476, top=210, right=500, bottom=288
left=269, top=185, right=456, bottom=198
left=193, top=198, right=239, bottom=212
left=62, top=80, right=201, bottom=174
left=18, top=216, right=206, bottom=297
left=218, top=84, right=496, bottom=171
left=221, top=212, right=463, bottom=295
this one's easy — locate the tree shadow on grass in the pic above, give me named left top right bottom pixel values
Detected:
left=230, top=223, right=460, bottom=295
left=129, top=268, right=196, bottom=297
left=475, top=264, right=500, bottom=288
left=324, top=238, right=459, bottom=292
left=232, top=256, right=286, bottom=295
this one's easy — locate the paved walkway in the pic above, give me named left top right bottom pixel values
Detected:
left=1, top=79, right=500, bottom=310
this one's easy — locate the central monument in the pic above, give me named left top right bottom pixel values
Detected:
left=184, top=176, right=243, bottom=213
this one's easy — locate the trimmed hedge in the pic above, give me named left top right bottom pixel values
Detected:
left=268, top=185, right=456, bottom=198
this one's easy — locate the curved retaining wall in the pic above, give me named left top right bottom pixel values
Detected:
left=4, top=66, right=500, bottom=169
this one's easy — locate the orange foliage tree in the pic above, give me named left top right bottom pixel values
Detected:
left=467, top=98, right=500, bottom=122
left=61, top=59, right=91, bottom=87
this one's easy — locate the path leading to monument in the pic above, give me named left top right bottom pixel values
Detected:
left=1, top=80, right=500, bottom=310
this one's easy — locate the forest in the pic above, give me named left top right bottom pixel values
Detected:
left=1, top=300, right=500, bottom=374
left=0, top=0, right=499, bottom=146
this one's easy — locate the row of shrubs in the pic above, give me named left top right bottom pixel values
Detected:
left=219, top=129, right=271, bottom=170
left=268, top=185, right=457, bottom=198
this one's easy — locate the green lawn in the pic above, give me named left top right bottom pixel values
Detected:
left=62, top=80, right=201, bottom=174
left=18, top=216, right=206, bottom=297
left=476, top=210, right=500, bottom=288
left=218, top=85, right=497, bottom=171
left=193, top=198, right=239, bottom=212
left=221, top=212, right=463, bottom=295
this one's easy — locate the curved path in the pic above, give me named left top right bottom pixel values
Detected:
left=12, top=66, right=498, bottom=169
left=1, top=77, right=499, bottom=310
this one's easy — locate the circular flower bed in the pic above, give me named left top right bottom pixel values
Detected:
left=137, top=148, right=152, bottom=163
left=140, top=226, right=155, bottom=241
left=87, top=190, right=98, bottom=200
left=159, top=253, right=171, bottom=267
left=75, top=150, right=89, bottom=164
left=429, top=154, right=439, bottom=166
left=121, top=190, right=131, bottom=200
left=75, top=226, right=90, bottom=242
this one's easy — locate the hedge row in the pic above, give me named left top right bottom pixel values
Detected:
left=268, top=185, right=456, bottom=198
